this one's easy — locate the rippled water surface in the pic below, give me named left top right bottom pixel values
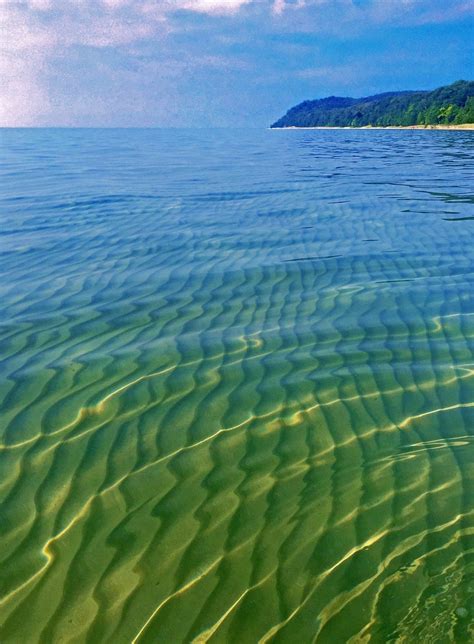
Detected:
left=1, top=128, right=473, bottom=643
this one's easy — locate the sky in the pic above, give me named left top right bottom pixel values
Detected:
left=1, top=0, right=473, bottom=127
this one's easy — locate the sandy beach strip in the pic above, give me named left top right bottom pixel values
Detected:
left=272, top=124, right=474, bottom=130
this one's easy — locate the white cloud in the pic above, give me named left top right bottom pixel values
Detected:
left=178, top=0, right=252, bottom=14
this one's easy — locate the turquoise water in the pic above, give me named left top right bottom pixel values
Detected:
left=0, top=128, right=473, bottom=642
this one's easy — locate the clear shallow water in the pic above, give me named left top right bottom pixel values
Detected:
left=0, top=127, right=473, bottom=643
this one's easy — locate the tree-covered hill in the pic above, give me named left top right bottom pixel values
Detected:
left=271, top=80, right=474, bottom=128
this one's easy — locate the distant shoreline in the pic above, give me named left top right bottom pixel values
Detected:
left=272, top=124, right=474, bottom=130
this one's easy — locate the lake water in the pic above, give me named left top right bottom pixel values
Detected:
left=0, top=128, right=473, bottom=643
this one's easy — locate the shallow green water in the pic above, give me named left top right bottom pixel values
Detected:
left=0, top=128, right=473, bottom=642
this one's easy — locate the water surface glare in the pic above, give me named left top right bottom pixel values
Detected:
left=0, top=128, right=473, bottom=643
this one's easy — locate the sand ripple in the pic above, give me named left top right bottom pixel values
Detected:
left=0, top=128, right=473, bottom=643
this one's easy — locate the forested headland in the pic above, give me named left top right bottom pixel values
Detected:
left=271, top=80, right=474, bottom=128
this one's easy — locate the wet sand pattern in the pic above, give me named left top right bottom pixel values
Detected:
left=0, top=128, right=473, bottom=642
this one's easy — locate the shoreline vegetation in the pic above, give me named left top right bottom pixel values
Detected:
left=271, top=80, right=474, bottom=129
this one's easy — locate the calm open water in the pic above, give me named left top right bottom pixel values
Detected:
left=0, top=128, right=473, bottom=643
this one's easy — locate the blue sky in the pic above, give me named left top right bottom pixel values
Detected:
left=1, top=0, right=473, bottom=127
